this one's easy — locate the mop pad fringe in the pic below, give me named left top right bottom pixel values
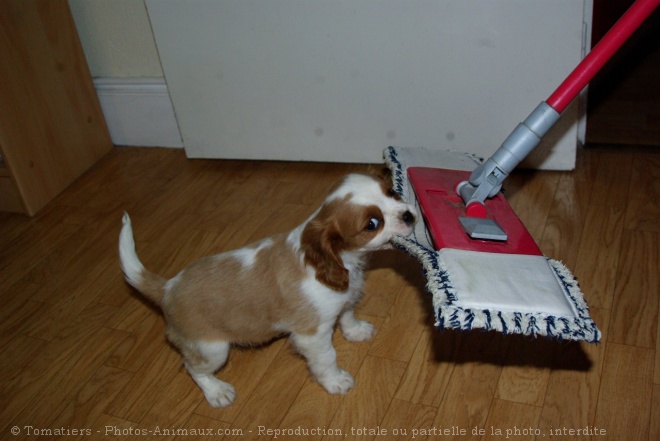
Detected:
left=385, top=147, right=601, bottom=343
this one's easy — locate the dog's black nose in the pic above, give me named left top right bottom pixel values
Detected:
left=402, top=210, right=415, bottom=225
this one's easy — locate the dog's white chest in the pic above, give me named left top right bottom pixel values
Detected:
left=300, top=271, right=362, bottom=323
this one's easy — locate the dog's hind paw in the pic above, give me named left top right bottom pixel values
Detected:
left=320, top=369, right=355, bottom=395
left=204, top=381, right=236, bottom=408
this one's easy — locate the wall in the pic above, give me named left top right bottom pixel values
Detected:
left=67, top=0, right=162, bottom=78
left=67, top=0, right=182, bottom=147
left=148, top=0, right=589, bottom=168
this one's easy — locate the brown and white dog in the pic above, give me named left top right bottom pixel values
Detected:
left=119, top=173, right=417, bottom=407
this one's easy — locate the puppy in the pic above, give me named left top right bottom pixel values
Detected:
left=119, top=173, right=417, bottom=407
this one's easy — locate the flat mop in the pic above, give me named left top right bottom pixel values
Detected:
left=385, top=0, right=659, bottom=342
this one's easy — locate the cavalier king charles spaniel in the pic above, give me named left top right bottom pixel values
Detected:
left=119, top=173, right=417, bottom=407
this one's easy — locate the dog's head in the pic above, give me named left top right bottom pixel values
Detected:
left=301, top=173, right=417, bottom=291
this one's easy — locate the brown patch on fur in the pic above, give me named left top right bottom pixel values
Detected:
left=131, top=270, right=167, bottom=306
left=301, top=197, right=383, bottom=291
left=161, top=234, right=319, bottom=346
left=378, top=176, right=402, bottom=201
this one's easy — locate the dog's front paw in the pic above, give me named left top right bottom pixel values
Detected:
left=342, top=319, right=376, bottom=342
left=203, top=381, right=236, bottom=408
left=319, top=369, right=355, bottom=395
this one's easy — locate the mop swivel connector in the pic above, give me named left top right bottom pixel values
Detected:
left=459, top=101, right=560, bottom=209
left=454, top=102, right=560, bottom=241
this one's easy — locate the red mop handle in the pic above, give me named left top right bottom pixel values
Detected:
left=547, top=0, right=660, bottom=113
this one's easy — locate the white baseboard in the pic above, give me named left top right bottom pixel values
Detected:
left=94, top=77, right=183, bottom=148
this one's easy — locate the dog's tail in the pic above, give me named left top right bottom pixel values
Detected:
left=119, top=213, right=167, bottom=306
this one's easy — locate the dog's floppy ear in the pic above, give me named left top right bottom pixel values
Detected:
left=301, top=214, right=349, bottom=292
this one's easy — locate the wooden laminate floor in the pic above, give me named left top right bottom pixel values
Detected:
left=0, top=145, right=658, bottom=440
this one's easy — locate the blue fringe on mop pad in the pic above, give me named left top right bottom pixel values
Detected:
left=384, top=146, right=601, bottom=343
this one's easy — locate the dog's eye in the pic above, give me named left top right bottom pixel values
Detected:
left=366, top=217, right=381, bottom=231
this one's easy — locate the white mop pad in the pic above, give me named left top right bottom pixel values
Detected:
left=384, top=146, right=601, bottom=342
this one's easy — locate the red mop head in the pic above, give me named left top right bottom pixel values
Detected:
left=407, top=167, right=541, bottom=256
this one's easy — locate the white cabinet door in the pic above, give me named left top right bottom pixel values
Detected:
left=147, top=0, right=589, bottom=169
